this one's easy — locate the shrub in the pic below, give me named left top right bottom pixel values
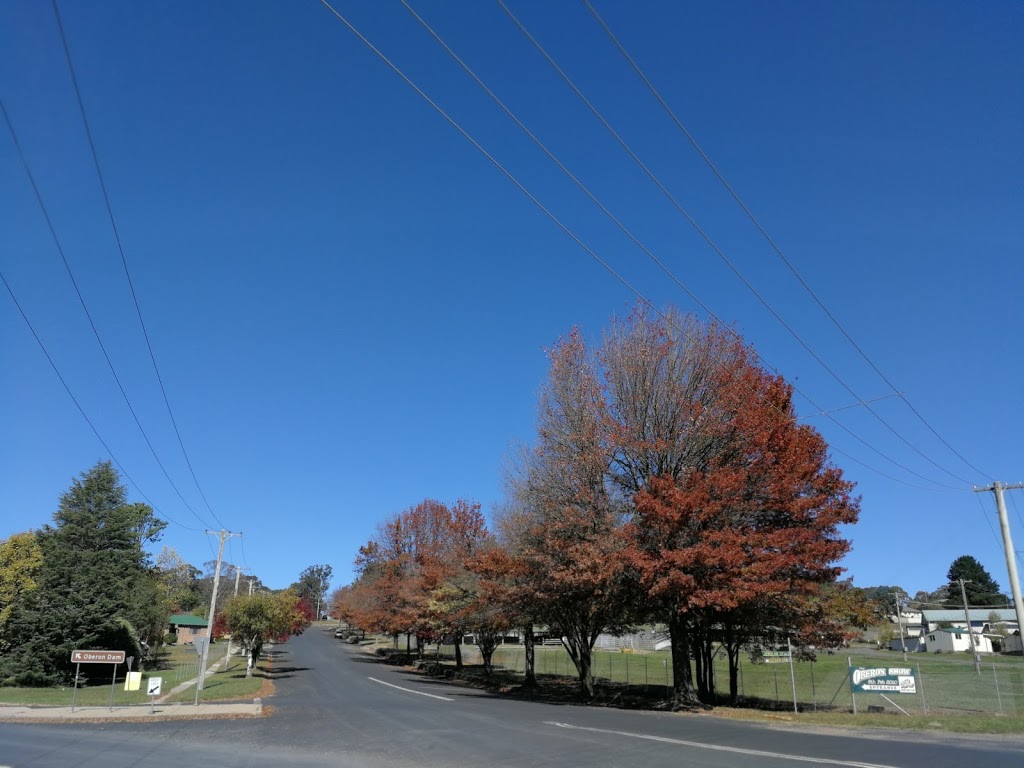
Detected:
left=164, top=633, right=178, bottom=645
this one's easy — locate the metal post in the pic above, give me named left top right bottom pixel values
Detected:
left=810, top=659, right=817, bottom=712
left=625, top=652, right=629, bottom=685
left=918, top=663, right=928, bottom=714
left=976, top=482, right=1024, bottom=641
left=71, top=661, right=80, bottom=712
left=774, top=669, right=779, bottom=704
left=109, top=662, right=117, bottom=711
left=849, top=657, right=857, bottom=715
left=993, top=663, right=1003, bottom=715
left=787, top=637, right=798, bottom=713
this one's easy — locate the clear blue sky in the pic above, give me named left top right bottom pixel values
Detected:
left=2, top=1, right=1021, bottom=600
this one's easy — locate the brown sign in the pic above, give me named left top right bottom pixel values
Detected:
left=70, top=650, right=125, bottom=664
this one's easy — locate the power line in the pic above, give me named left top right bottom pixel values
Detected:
left=49, top=0, right=225, bottom=529
left=975, top=492, right=1005, bottom=554
left=497, top=0, right=975, bottom=488
left=395, top=0, right=961, bottom=491
left=321, top=0, right=959, bottom=493
left=1, top=271, right=202, bottom=533
left=1, top=98, right=215, bottom=531
left=582, top=0, right=991, bottom=481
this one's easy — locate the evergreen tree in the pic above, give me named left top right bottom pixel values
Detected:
left=944, top=555, right=1004, bottom=608
left=0, top=461, right=166, bottom=685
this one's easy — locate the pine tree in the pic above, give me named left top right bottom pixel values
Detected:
left=944, top=555, right=1004, bottom=608
left=0, top=461, right=166, bottom=685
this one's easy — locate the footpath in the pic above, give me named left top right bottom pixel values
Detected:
left=0, top=656, right=264, bottom=723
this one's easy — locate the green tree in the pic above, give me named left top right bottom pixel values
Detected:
left=294, top=564, right=333, bottom=620
left=944, top=555, right=1004, bottom=608
left=0, top=531, right=43, bottom=650
left=221, top=591, right=305, bottom=676
left=0, top=461, right=166, bottom=685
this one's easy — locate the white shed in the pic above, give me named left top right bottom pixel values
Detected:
left=924, top=627, right=994, bottom=654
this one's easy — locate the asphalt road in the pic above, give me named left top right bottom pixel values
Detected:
left=1, top=629, right=1019, bottom=767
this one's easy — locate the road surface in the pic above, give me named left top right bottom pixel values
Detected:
left=0, top=628, right=1019, bottom=767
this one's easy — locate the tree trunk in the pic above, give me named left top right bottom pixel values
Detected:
left=405, top=633, right=410, bottom=655
left=562, top=633, right=595, bottom=698
left=415, top=634, right=425, bottom=660
left=725, top=625, right=740, bottom=705
left=668, top=613, right=699, bottom=708
left=454, top=634, right=463, bottom=669
left=523, top=626, right=537, bottom=687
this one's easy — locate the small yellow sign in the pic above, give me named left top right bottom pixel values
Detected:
left=124, top=671, right=142, bottom=691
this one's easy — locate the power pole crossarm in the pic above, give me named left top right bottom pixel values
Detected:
left=974, top=482, right=1024, bottom=648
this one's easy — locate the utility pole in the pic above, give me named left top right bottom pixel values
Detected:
left=974, top=482, right=1024, bottom=646
left=957, top=578, right=982, bottom=674
left=248, top=577, right=255, bottom=595
left=893, top=590, right=908, bottom=662
left=198, top=529, right=241, bottom=694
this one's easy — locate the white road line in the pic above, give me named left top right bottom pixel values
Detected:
left=367, top=676, right=454, bottom=701
left=544, top=722, right=901, bottom=768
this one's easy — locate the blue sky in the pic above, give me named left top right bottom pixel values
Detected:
left=2, top=1, right=1021, bottom=600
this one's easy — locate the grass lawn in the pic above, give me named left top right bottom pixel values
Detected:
left=357, top=635, right=1024, bottom=733
left=167, top=650, right=271, bottom=703
left=709, top=707, right=1024, bottom=735
left=0, top=673, right=161, bottom=707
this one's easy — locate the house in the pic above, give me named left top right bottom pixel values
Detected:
left=168, top=614, right=209, bottom=644
left=923, top=627, right=995, bottom=654
left=920, top=608, right=1017, bottom=634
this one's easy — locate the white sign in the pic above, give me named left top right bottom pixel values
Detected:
left=147, top=677, right=163, bottom=696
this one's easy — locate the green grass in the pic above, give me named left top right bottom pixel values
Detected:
left=711, top=708, right=1024, bottom=734
left=0, top=674, right=161, bottom=707
left=167, top=659, right=266, bottom=703
left=419, top=640, right=1024, bottom=719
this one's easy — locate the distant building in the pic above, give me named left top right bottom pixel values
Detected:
left=920, top=608, right=1017, bottom=634
left=923, top=627, right=995, bottom=654
left=168, top=614, right=209, bottom=644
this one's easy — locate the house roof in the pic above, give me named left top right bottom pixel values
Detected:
left=168, top=614, right=208, bottom=628
left=920, top=609, right=1017, bottom=622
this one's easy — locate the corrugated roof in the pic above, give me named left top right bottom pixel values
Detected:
left=168, top=614, right=208, bottom=627
left=920, top=609, right=1017, bottom=622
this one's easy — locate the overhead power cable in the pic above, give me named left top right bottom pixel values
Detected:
left=322, top=0, right=959, bottom=493
left=396, top=0, right=960, bottom=491
left=1, top=271, right=202, bottom=533
left=581, top=0, right=990, bottom=481
left=2, top=99, right=215, bottom=531
left=974, top=492, right=1005, bottom=554
left=497, top=0, right=975, bottom=488
left=50, top=0, right=225, bottom=528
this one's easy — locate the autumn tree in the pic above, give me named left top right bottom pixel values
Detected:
left=502, top=330, right=634, bottom=697
left=609, top=309, right=859, bottom=706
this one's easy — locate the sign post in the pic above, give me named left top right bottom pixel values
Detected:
left=71, top=662, right=81, bottom=713
left=68, top=650, right=125, bottom=713
left=147, top=676, right=162, bottom=714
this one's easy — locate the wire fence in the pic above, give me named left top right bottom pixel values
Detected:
left=427, top=642, right=1024, bottom=716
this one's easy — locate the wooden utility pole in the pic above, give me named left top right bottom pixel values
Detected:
left=957, top=578, right=982, bottom=675
left=198, top=529, right=240, bottom=694
left=973, top=482, right=1024, bottom=645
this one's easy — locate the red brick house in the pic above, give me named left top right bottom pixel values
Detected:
left=168, top=614, right=208, bottom=644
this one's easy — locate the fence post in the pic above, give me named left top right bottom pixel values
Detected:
left=917, top=664, right=928, bottom=715
left=993, top=663, right=1003, bottom=715
left=625, top=653, right=630, bottom=686
left=774, top=669, right=779, bottom=704
left=810, top=659, right=817, bottom=712
left=645, top=655, right=649, bottom=686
